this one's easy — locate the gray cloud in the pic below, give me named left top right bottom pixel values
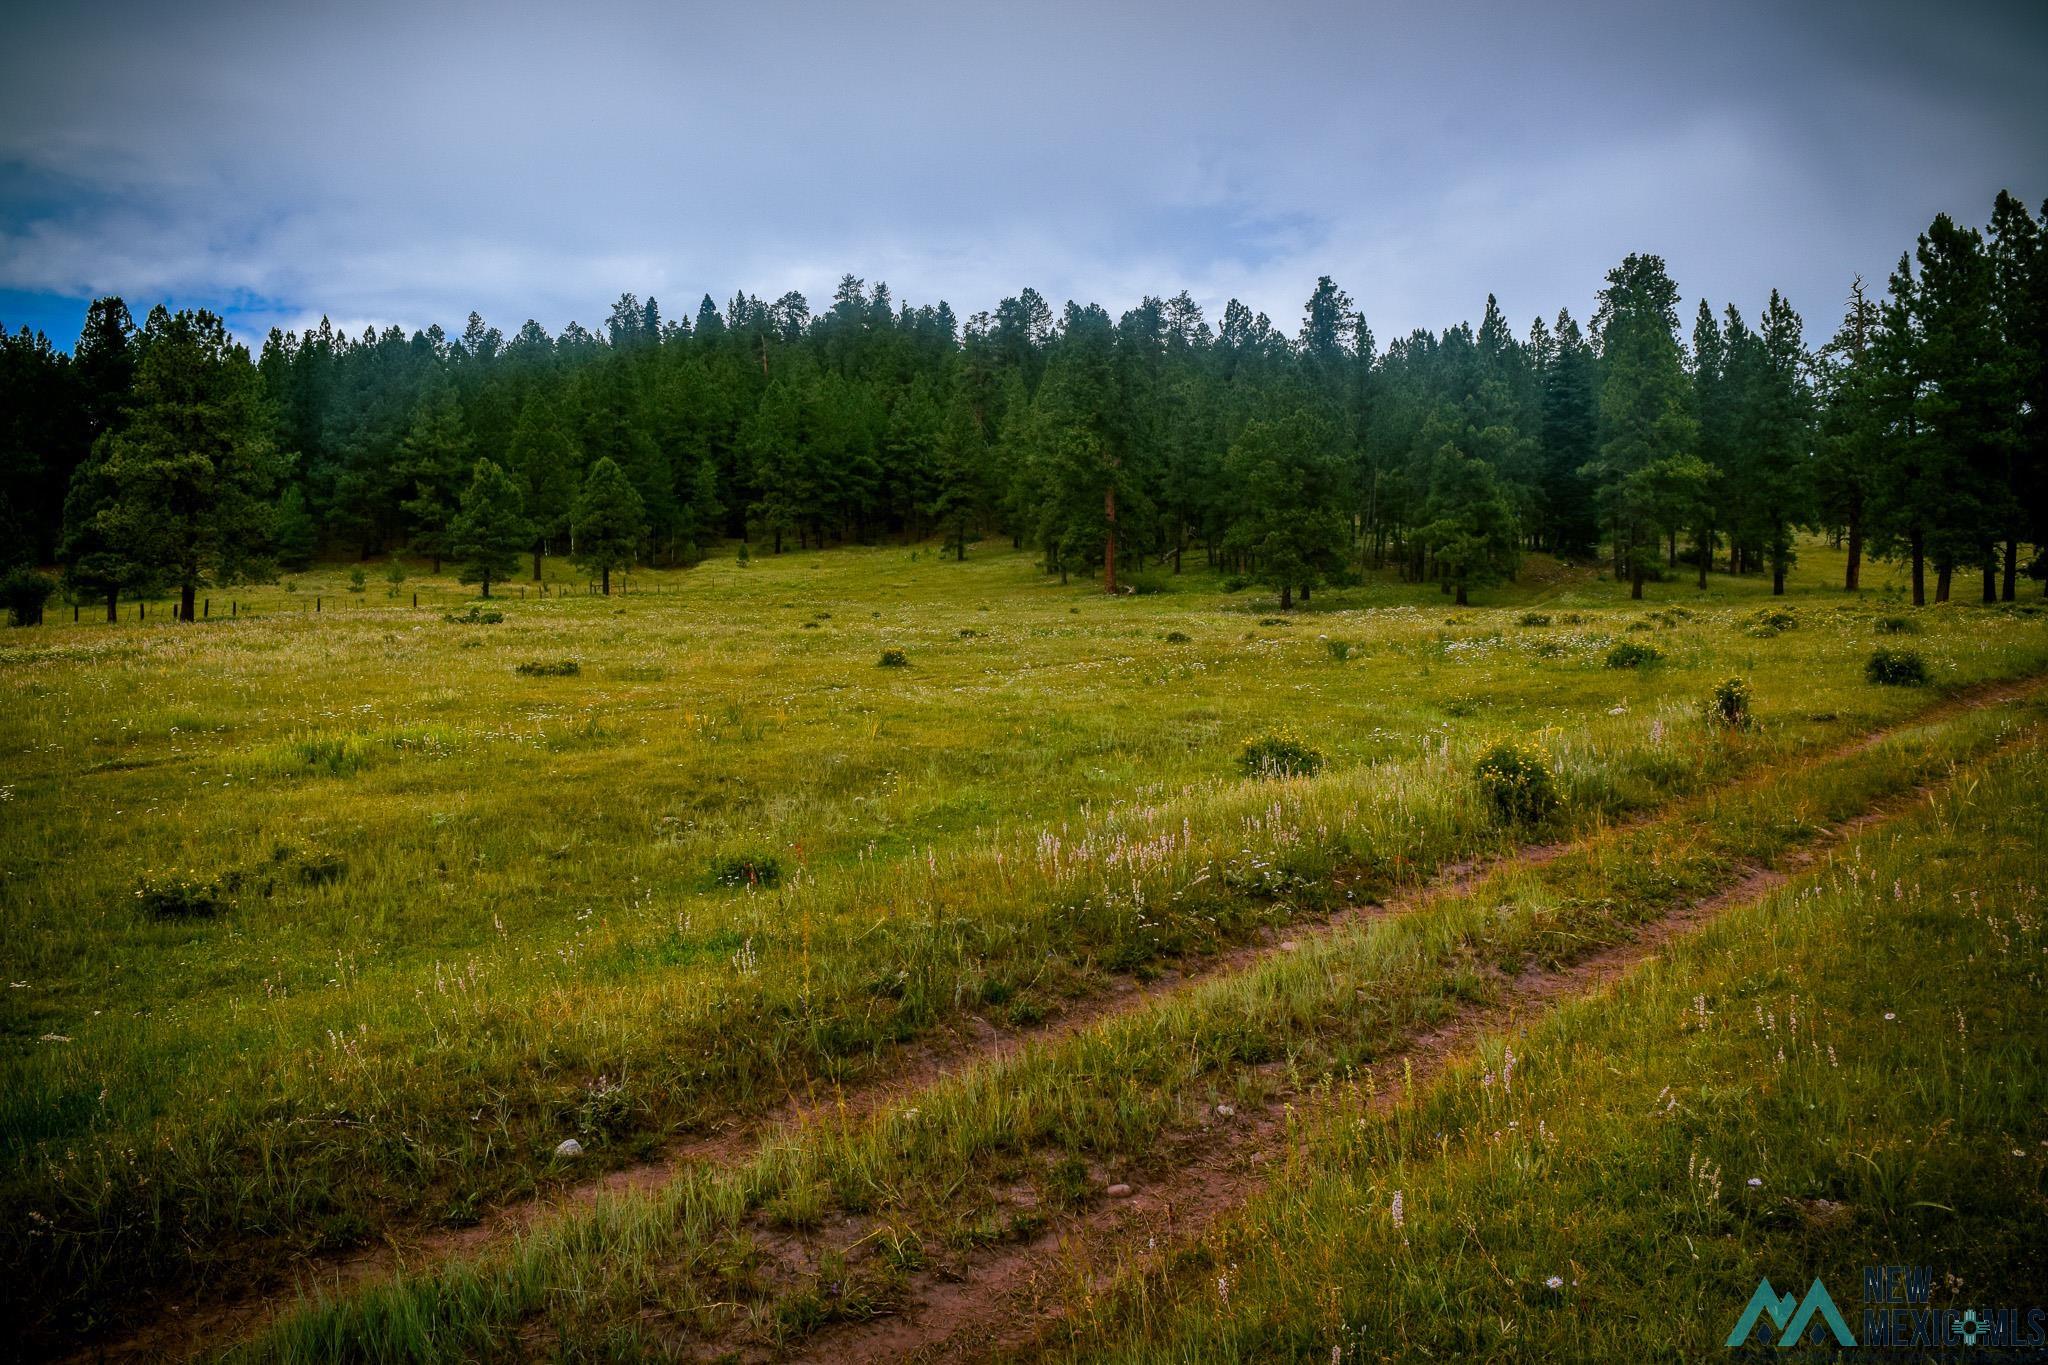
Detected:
left=2, top=0, right=2043, bottom=345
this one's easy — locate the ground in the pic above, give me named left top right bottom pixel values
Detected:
left=1, top=539, right=2045, bottom=1361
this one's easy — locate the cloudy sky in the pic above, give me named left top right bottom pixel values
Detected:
left=2, top=0, right=2043, bottom=352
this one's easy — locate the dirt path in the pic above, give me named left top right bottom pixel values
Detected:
left=781, top=721, right=2038, bottom=1365
left=71, top=677, right=2044, bottom=1363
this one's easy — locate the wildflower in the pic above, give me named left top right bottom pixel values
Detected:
left=1545, top=1276, right=1564, bottom=1289
left=1391, top=1190, right=1405, bottom=1229
left=1747, top=1177, right=1763, bottom=1187
left=1883, top=1011, right=1896, bottom=1021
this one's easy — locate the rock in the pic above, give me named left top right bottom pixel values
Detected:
left=554, top=1138, right=584, bottom=1158
left=1106, top=1182, right=1133, bottom=1198
left=1215, top=1103, right=1235, bottom=1118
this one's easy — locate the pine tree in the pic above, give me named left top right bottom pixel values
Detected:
left=273, top=484, right=318, bottom=569
left=1815, top=278, right=1882, bottom=591
left=397, top=380, right=472, bottom=572
left=1220, top=407, right=1350, bottom=609
left=79, top=307, right=279, bottom=620
left=1419, top=441, right=1520, bottom=605
left=448, top=459, right=530, bottom=598
left=572, top=456, right=646, bottom=594
left=509, top=393, right=577, bottom=578
left=1589, top=255, right=1697, bottom=598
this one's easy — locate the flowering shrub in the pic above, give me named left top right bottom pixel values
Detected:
left=1708, top=677, right=1753, bottom=728
left=1474, top=740, right=1556, bottom=823
left=1239, top=731, right=1324, bottom=779
left=1865, top=647, right=1929, bottom=686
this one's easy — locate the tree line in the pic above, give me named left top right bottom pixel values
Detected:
left=1, top=189, right=2042, bottom=621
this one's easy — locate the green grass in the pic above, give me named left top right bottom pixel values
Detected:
left=1, top=538, right=2044, bottom=1351
left=1044, top=731, right=2048, bottom=1362
left=230, top=673, right=2042, bottom=1361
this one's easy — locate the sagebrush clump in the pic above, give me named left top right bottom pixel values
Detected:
left=1240, top=731, right=1324, bottom=779
left=877, top=648, right=910, bottom=668
left=1473, top=740, right=1557, bottom=823
left=1865, top=647, right=1929, bottom=686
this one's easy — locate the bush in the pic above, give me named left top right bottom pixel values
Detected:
left=877, top=649, right=909, bottom=668
left=1865, top=647, right=1929, bottom=687
left=136, top=871, right=230, bottom=920
left=709, top=853, right=782, bottom=889
left=1708, top=677, right=1753, bottom=728
left=1474, top=740, right=1557, bottom=823
left=1605, top=641, right=1664, bottom=669
left=1875, top=615, right=1920, bottom=635
left=1743, top=607, right=1798, bottom=638
left=1240, top=731, right=1324, bottom=780
left=443, top=605, right=504, bottom=624
left=1163, top=630, right=1192, bottom=644
left=348, top=568, right=367, bottom=593
left=1325, top=638, right=1353, bottom=662
left=1, top=568, right=56, bottom=626
left=1517, top=611, right=1552, bottom=627
left=515, top=659, right=581, bottom=677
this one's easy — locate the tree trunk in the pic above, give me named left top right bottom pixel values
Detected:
left=1300, top=583, right=1311, bottom=604
left=105, top=589, right=117, bottom=623
left=1911, top=531, right=1926, bottom=607
left=1103, top=483, right=1118, bottom=594
left=1772, top=566, right=1785, bottom=595
left=2003, top=538, right=2018, bottom=602
left=1982, top=561, right=1997, bottom=604
left=481, top=572, right=492, bottom=600
left=1455, top=582, right=1468, bottom=606
left=601, top=566, right=611, bottom=595
left=1667, top=530, right=1676, bottom=567
left=1279, top=583, right=1292, bottom=610
left=1697, top=536, right=1709, bottom=589
left=1845, top=514, right=1863, bottom=591
left=1935, top=563, right=1951, bottom=604
left=179, top=581, right=196, bottom=622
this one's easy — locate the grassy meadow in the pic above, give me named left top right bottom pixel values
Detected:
left=2, top=538, right=2045, bottom=1358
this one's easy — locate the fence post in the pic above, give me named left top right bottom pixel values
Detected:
left=233, top=601, right=238, bottom=617
left=140, top=601, right=145, bottom=621
left=74, top=604, right=79, bottom=622
left=316, top=596, right=321, bottom=613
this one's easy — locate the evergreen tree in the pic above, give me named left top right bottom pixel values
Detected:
left=397, top=379, right=472, bottom=572
left=447, top=458, right=531, bottom=598
left=272, top=484, right=318, bottom=569
left=572, top=456, right=646, bottom=593
left=1419, top=441, right=1520, bottom=605
left=1589, top=255, right=1697, bottom=598
left=1220, top=407, right=1350, bottom=609
left=509, top=392, right=577, bottom=578
left=75, top=308, right=279, bottom=620
left=1814, top=278, right=1882, bottom=590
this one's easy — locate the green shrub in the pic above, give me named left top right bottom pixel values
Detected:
left=1473, top=740, right=1557, bottom=823
left=1, top=568, right=56, bottom=626
left=1324, top=639, right=1353, bottom=662
left=1163, top=630, right=1191, bottom=644
left=877, top=649, right=909, bottom=668
left=1517, top=611, right=1552, bottom=627
left=1708, top=677, right=1753, bottom=728
left=443, top=605, right=503, bottom=624
left=348, top=568, right=367, bottom=593
left=1865, top=647, right=1929, bottom=686
left=1875, top=615, right=1920, bottom=635
left=1239, top=731, right=1324, bottom=779
left=1605, top=641, right=1664, bottom=669
left=515, top=659, right=581, bottom=677
left=136, top=871, right=230, bottom=920
left=709, top=853, right=782, bottom=889
left=1257, top=616, right=1290, bottom=627
left=1743, top=607, right=1798, bottom=638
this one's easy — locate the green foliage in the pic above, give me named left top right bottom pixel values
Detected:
left=135, top=870, right=231, bottom=920
left=1604, top=640, right=1664, bottom=669
left=1875, top=614, right=1920, bottom=635
left=514, top=660, right=581, bottom=677
left=1163, top=630, right=1192, bottom=644
left=1, top=567, right=56, bottom=625
left=572, top=456, right=647, bottom=592
left=442, top=605, right=503, bottom=624
left=347, top=567, right=367, bottom=593
left=1239, top=731, right=1324, bottom=779
left=1473, top=739, right=1557, bottom=822
left=448, top=459, right=533, bottom=597
left=1865, top=646, right=1929, bottom=686
left=877, top=648, right=909, bottom=668
left=708, top=853, right=782, bottom=889
left=1517, top=611, right=1552, bottom=627
left=1324, top=638, right=1352, bottom=662
left=1708, top=676, right=1754, bottom=728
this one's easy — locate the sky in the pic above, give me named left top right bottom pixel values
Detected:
left=1, top=0, right=2044, bottom=354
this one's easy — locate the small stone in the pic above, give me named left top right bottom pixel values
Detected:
left=1106, top=1182, right=1133, bottom=1198
left=1215, top=1103, right=1235, bottom=1118
left=554, top=1138, right=584, bottom=1158
left=1279, top=940, right=1299, bottom=952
